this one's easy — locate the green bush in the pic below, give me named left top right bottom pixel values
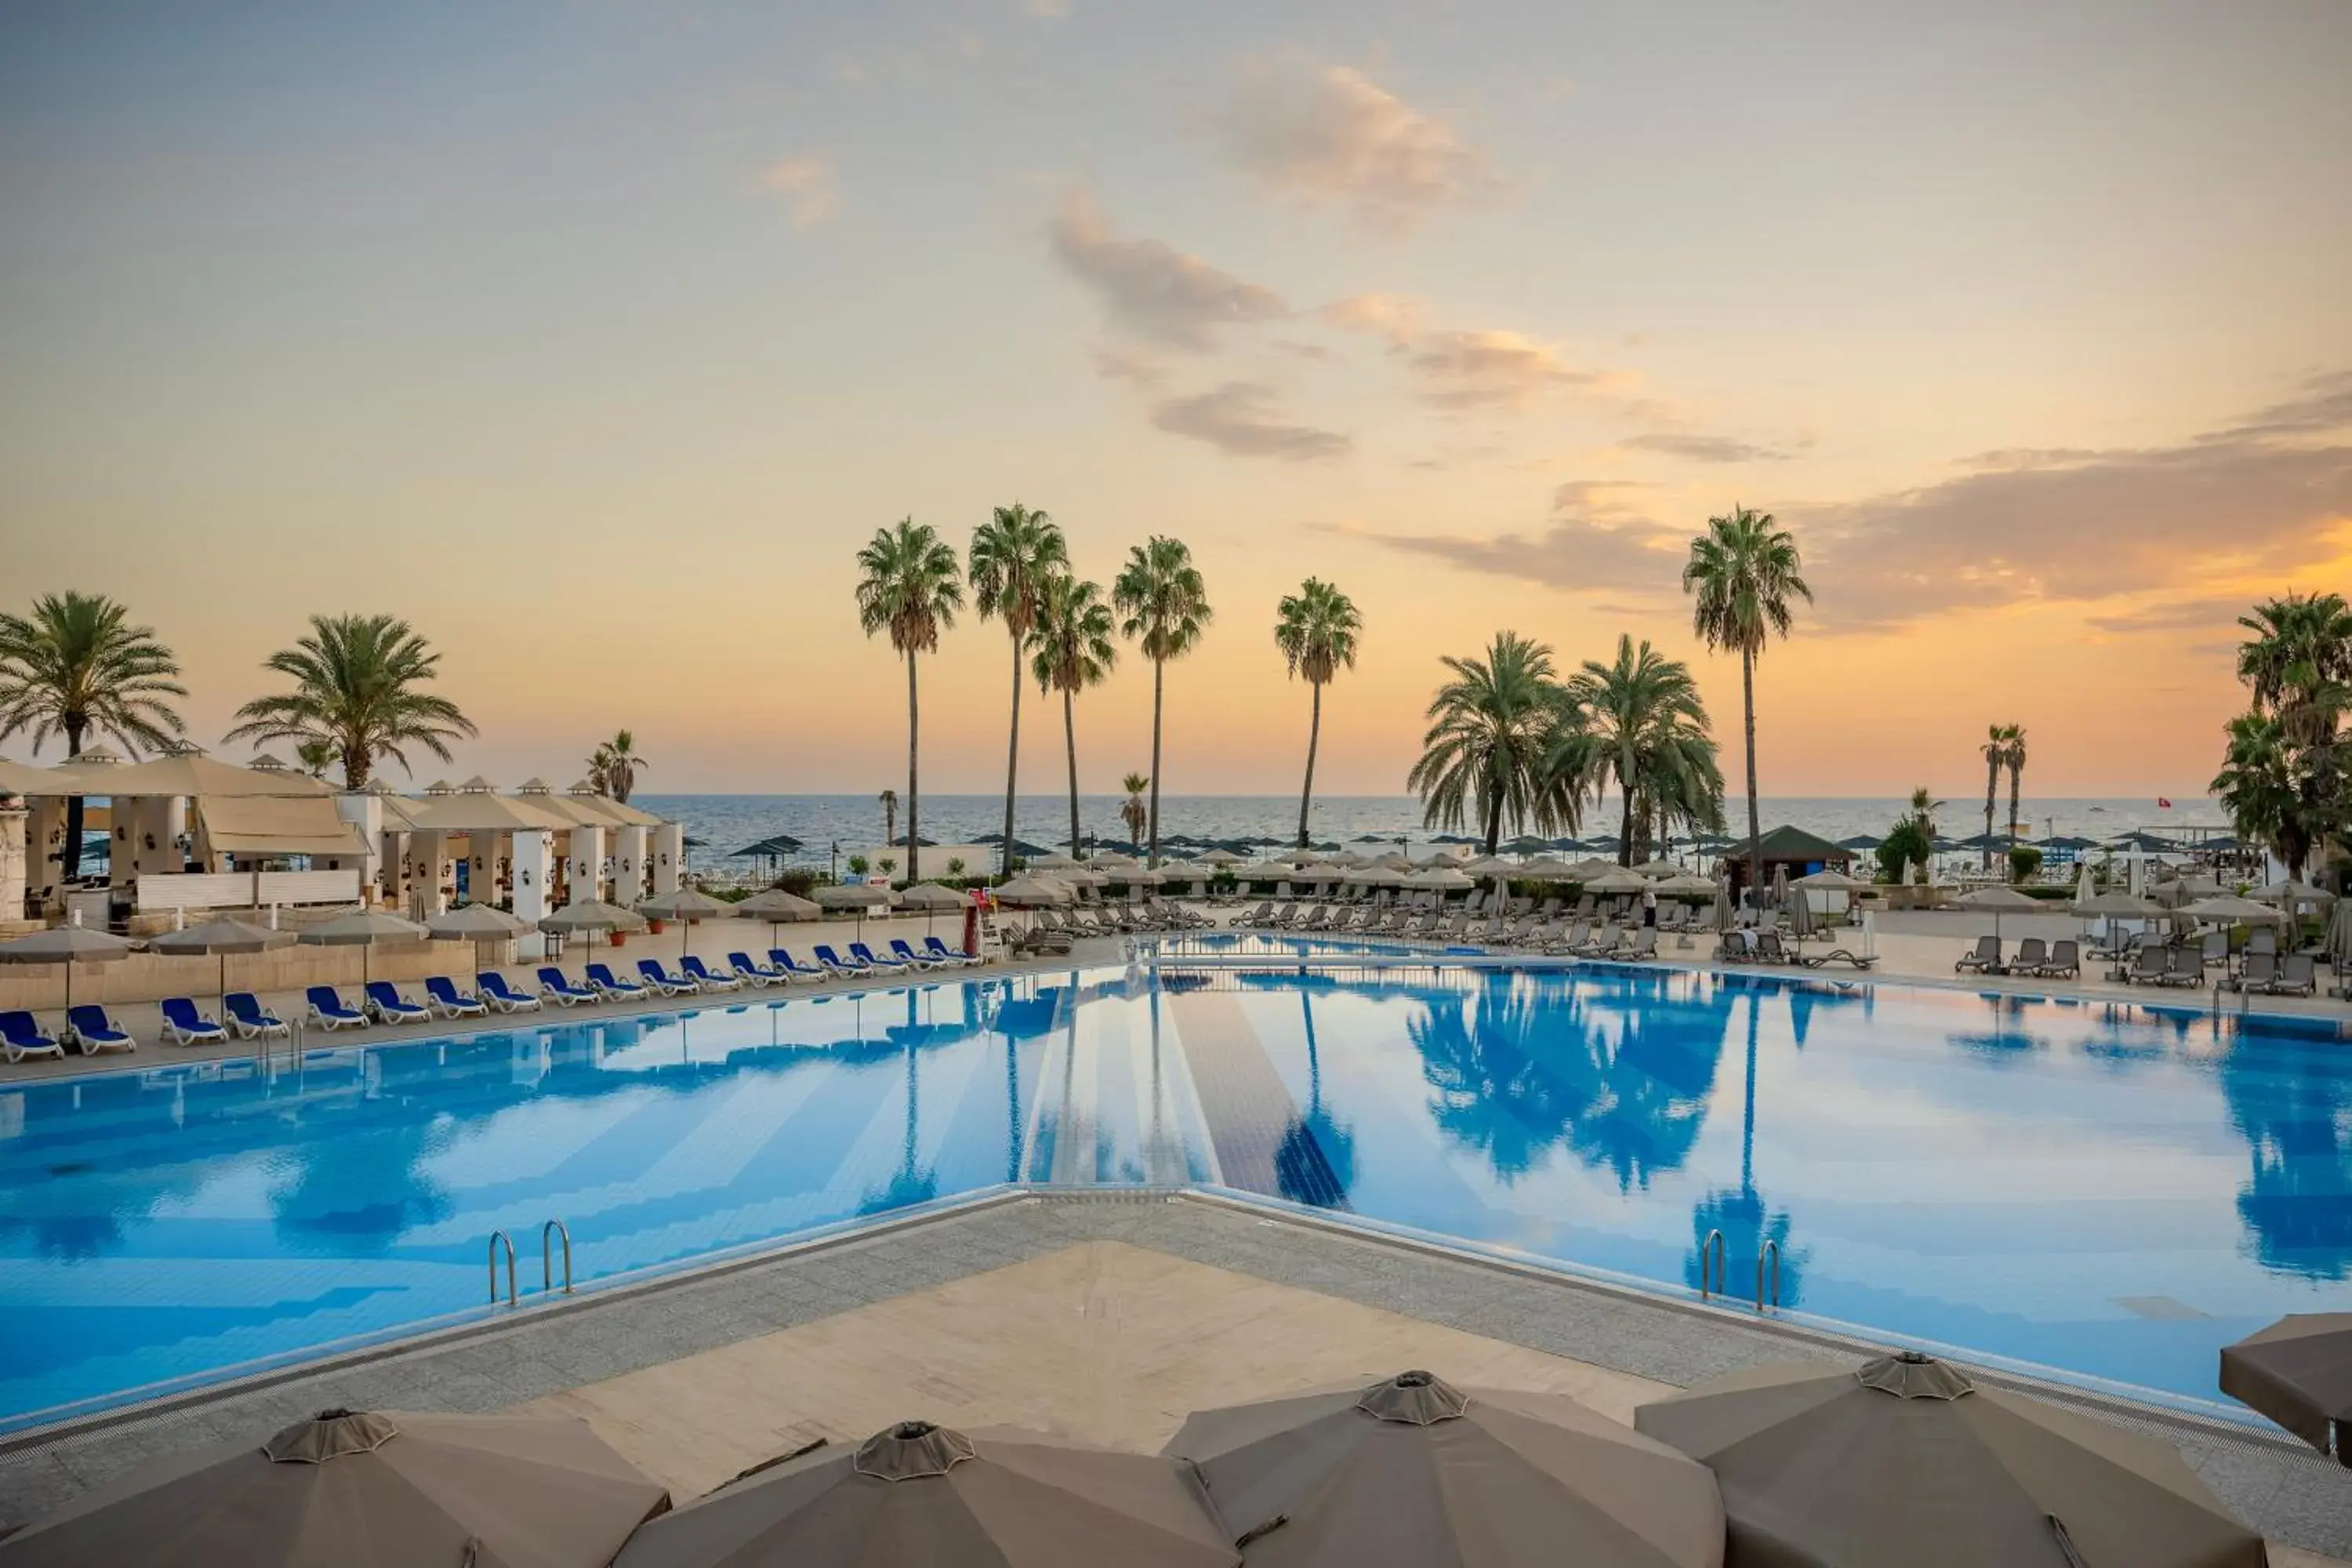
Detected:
left=847, top=855, right=870, bottom=877
left=2008, top=845, right=2043, bottom=882
left=1876, top=818, right=1933, bottom=884
left=773, top=869, right=818, bottom=898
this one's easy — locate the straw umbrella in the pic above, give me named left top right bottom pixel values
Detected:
left=1637, top=1352, right=2266, bottom=1568
left=148, top=916, right=296, bottom=1004
left=0, top=923, right=140, bottom=1012
left=1583, top=866, right=1647, bottom=896
left=0, top=1406, right=670, bottom=1568
left=611, top=1420, right=1231, bottom=1568
left=2220, top=1313, right=2352, bottom=1464
left=1163, top=1370, right=1722, bottom=1568
left=1200, top=847, right=1246, bottom=866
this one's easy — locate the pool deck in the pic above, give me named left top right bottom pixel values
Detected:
left=3, top=1192, right=2347, bottom=1560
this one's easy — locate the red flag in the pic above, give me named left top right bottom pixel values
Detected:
left=2157, top=797, right=2172, bottom=808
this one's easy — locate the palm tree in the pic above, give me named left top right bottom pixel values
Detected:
left=296, top=739, right=337, bottom=780
left=855, top=519, right=963, bottom=882
left=1559, top=634, right=1722, bottom=864
left=1112, top=536, right=1210, bottom=866
left=1683, top=506, right=1812, bottom=897
left=1274, top=579, right=1363, bottom=849
left=587, top=730, right=648, bottom=802
left=1120, top=772, right=1149, bottom=851
left=2237, top=591, right=2352, bottom=746
left=1029, top=574, right=1117, bottom=858
left=879, top=788, right=898, bottom=848
left=226, top=614, right=474, bottom=790
left=2212, top=713, right=2313, bottom=880
left=0, top=592, right=187, bottom=877
left=970, top=505, right=1069, bottom=875
left=1406, top=632, right=1577, bottom=855
left=1978, top=724, right=2009, bottom=872
left=2216, top=593, right=2352, bottom=879
left=2003, top=725, right=2029, bottom=876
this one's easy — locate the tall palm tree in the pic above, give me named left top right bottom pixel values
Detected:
left=1029, top=573, right=1117, bottom=859
left=227, top=614, right=474, bottom=790
left=879, top=788, right=898, bottom=848
left=1559, top=634, right=1722, bottom=865
left=970, top=504, right=1069, bottom=877
left=2212, top=712, right=2313, bottom=880
left=1978, top=724, right=2017, bottom=872
left=295, top=739, right=337, bottom=780
left=1407, top=632, right=1576, bottom=855
left=0, top=591, right=187, bottom=877
left=1683, top=506, right=1812, bottom=898
left=1112, top=536, right=1210, bottom=866
left=1120, top=772, right=1149, bottom=851
left=2237, top=591, right=2352, bottom=746
left=2003, top=724, right=2029, bottom=876
left=587, top=729, right=648, bottom=802
left=855, top=519, right=963, bottom=882
left=1274, top=578, right=1362, bottom=849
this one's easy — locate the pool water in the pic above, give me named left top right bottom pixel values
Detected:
left=2, top=960, right=2347, bottom=1431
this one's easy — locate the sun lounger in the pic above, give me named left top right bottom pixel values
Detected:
left=728, top=951, right=785, bottom=986
left=2269, top=953, right=2317, bottom=997
left=849, top=942, right=909, bottom=972
left=160, top=996, right=228, bottom=1047
left=1955, top=936, right=2005, bottom=975
left=425, top=976, right=488, bottom=1018
left=681, top=955, right=743, bottom=992
left=635, top=958, right=699, bottom=995
left=363, top=981, right=430, bottom=1024
left=2125, top=946, right=2169, bottom=985
left=0, top=1011, right=64, bottom=1064
left=1617, top=927, right=1659, bottom=961
left=2233, top=951, right=2278, bottom=993
left=2011, top=938, right=2048, bottom=974
left=768, top=948, right=828, bottom=981
left=884, top=939, right=942, bottom=971
left=537, top=967, right=599, bottom=1005
left=226, top=992, right=291, bottom=1037
left=922, top=936, right=977, bottom=967
left=583, top=962, right=648, bottom=1000
left=1575, top=923, right=1621, bottom=957
left=1800, top=946, right=1878, bottom=971
left=307, top=985, right=368, bottom=1030
left=812, top=945, right=869, bottom=976
left=2160, top=946, right=2206, bottom=988
left=2246, top=928, right=2279, bottom=958
left=65, top=1004, right=136, bottom=1052
left=477, top=972, right=543, bottom=1013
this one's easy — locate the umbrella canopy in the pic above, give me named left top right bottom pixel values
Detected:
left=1835, top=833, right=1884, bottom=851
left=1567, top=855, right=1621, bottom=880
left=1955, top=885, right=2043, bottom=945
left=994, top=874, right=1075, bottom=907
left=1164, top=1370, right=1722, bottom=1568
left=637, top=887, right=738, bottom=922
left=1403, top=866, right=1472, bottom=891
left=612, top=1420, right=1233, bottom=1568
left=2329, top=900, right=2352, bottom=973
left=1199, top=847, right=1247, bottom=866
left=1635, top=857, right=1681, bottom=878
left=2071, top=890, right=2166, bottom=918
left=2179, top=895, right=2289, bottom=925
left=1460, top=855, right=1517, bottom=877
left=1788, top=887, right=1818, bottom=939
left=1793, top=868, right=1870, bottom=892
left=540, top=899, right=648, bottom=935
left=1583, top=867, right=1648, bottom=895
left=1515, top=856, right=1577, bottom=880
left=1031, top=852, right=1082, bottom=870
left=897, top=882, right=975, bottom=910
left=2252, top=877, right=2336, bottom=908
left=2221, top=1312, right=2352, bottom=1458
left=1654, top=873, right=1719, bottom=896
left=735, top=887, right=821, bottom=923
left=1091, top=852, right=1142, bottom=869
left=148, top=917, right=298, bottom=956
left=1370, top=852, right=1414, bottom=872
left=815, top=884, right=897, bottom=910
left=1345, top=866, right=1406, bottom=887
left=423, top=904, right=530, bottom=940
left=0, top=924, right=141, bottom=964
left=298, top=910, right=430, bottom=946
left=0, top=1406, right=670, bottom=1568
left=1636, top=1352, right=2265, bottom=1568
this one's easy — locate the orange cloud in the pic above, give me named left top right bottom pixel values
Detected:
left=760, top=154, right=836, bottom=226
left=1216, top=60, right=1504, bottom=232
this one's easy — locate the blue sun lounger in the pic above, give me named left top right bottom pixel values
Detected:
left=921, top=936, right=976, bottom=968
left=584, top=963, right=647, bottom=1000
left=848, top=942, right=909, bottom=972
left=729, top=951, right=785, bottom=986
left=425, top=976, right=487, bottom=1018
left=681, top=955, right=742, bottom=992
left=225, top=993, right=289, bottom=1039
left=538, top=967, right=598, bottom=1006
left=812, top=945, right=869, bottom=976
left=887, top=939, right=944, bottom=971
left=364, top=982, right=430, bottom=1024
left=67, top=1004, right=136, bottom=1053
left=635, top=958, right=699, bottom=996
left=0, top=1011, right=64, bottom=1064
left=307, top=985, right=367, bottom=1030
left=478, top=972, right=543, bottom=1013
left=160, top=997, right=228, bottom=1047
left=768, top=949, right=826, bottom=982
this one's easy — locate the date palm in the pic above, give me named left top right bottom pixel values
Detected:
left=879, top=788, right=898, bottom=848
left=855, top=518, right=963, bottom=882
left=1979, top=724, right=2018, bottom=873
left=296, top=739, right=337, bottom=780
left=588, top=729, right=648, bottom=803
left=1407, top=631, right=1575, bottom=855
left=0, top=591, right=187, bottom=877
left=1683, top=506, right=1811, bottom=898
left=2003, top=724, right=2029, bottom=874
left=1559, top=634, right=1722, bottom=865
left=2237, top=591, right=2352, bottom=746
left=1120, top=772, right=1149, bottom=851
left=227, top=614, right=474, bottom=791
left=971, top=504, right=1069, bottom=876
left=1274, top=578, right=1362, bottom=849
left=1112, top=536, right=1210, bottom=866
left=2212, top=712, right=2312, bottom=880
left=1029, top=574, right=1117, bottom=859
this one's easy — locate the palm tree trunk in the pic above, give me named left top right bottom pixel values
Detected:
left=1483, top=784, right=1502, bottom=855
left=905, top=651, right=921, bottom=883
left=1001, top=634, right=1024, bottom=878
left=1619, top=773, right=1635, bottom=867
left=1062, top=688, right=1081, bottom=859
left=62, top=719, right=86, bottom=880
left=1147, top=656, right=1165, bottom=868
left=345, top=735, right=371, bottom=793
left=1741, top=646, right=1762, bottom=902
left=1296, top=681, right=1323, bottom=849
left=1983, top=759, right=1997, bottom=873
left=2006, top=760, right=2024, bottom=880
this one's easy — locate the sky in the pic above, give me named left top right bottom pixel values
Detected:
left=2, top=0, right=2348, bottom=802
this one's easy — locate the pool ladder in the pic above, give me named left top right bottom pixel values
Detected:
left=485, top=1219, right=574, bottom=1305
left=1697, top=1229, right=1781, bottom=1314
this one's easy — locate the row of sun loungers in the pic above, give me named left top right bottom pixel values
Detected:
left=1958, top=933, right=2321, bottom=996
left=1953, top=936, right=2081, bottom=978
left=1720, top=928, right=1879, bottom=971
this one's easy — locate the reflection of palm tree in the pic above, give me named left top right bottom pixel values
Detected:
left=2222, top=1034, right=2352, bottom=1281
left=862, top=1033, right=938, bottom=1215
left=1275, top=986, right=1356, bottom=1208
left=1685, top=994, right=1807, bottom=1306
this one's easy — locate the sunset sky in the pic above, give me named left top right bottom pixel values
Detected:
left=4, top=2, right=2348, bottom=801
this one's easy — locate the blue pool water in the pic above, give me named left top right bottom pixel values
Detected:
left=2, top=958, right=2347, bottom=1432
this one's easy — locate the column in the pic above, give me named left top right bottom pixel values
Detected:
left=334, top=792, right=384, bottom=900
left=511, top=830, right=553, bottom=924
left=0, top=799, right=26, bottom=921
left=650, top=822, right=683, bottom=895
left=612, top=825, right=648, bottom=906
left=410, top=831, right=449, bottom=920
left=27, top=796, right=65, bottom=902
left=567, top=825, right=605, bottom=906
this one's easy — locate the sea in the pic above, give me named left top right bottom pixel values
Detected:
left=639, top=793, right=2227, bottom=864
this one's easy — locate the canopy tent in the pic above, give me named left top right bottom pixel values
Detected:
left=195, top=794, right=370, bottom=859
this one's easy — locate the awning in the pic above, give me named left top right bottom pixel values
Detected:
left=198, top=794, right=369, bottom=858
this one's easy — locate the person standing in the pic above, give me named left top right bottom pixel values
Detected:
left=1642, top=885, right=1658, bottom=927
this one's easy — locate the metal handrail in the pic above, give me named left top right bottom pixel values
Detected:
left=1757, top=1238, right=1780, bottom=1312
left=542, top=1218, right=573, bottom=1296
left=488, top=1229, right=517, bottom=1305
left=1698, top=1228, right=1726, bottom=1299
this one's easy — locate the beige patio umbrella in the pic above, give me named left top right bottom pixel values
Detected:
left=1199, top=847, right=1247, bottom=866
left=734, top=887, right=821, bottom=953
left=0, top=923, right=140, bottom=1011
left=1656, top=873, right=1719, bottom=896
left=1634, top=857, right=1681, bottom=878
left=1516, top=855, right=1577, bottom=880
left=612, top=1420, right=1233, bottom=1568
left=1403, top=866, right=1472, bottom=891
left=638, top=887, right=739, bottom=961
left=2180, top=894, right=2290, bottom=927
left=1955, top=884, right=2042, bottom=947
left=149, top=916, right=297, bottom=1003
left=0, top=1406, right=670, bottom=1568
left=298, top=909, right=429, bottom=987
left=896, top=880, right=973, bottom=939
left=1164, top=1370, right=1722, bottom=1568
left=1794, top=868, right=1870, bottom=892
left=2220, top=1313, right=2352, bottom=1461
left=423, top=903, right=530, bottom=974
left=1635, top=1352, right=2264, bottom=1568
left=539, top=898, right=648, bottom=954
left=1584, top=866, right=1647, bottom=895
left=993, top=873, right=1074, bottom=907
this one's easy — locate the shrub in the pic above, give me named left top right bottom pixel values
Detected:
left=773, top=869, right=818, bottom=898
left=847, top=855, right=870, bottom=877
left=946, top=857, right=966, bottom=878
left=1876, top=817, right=1933, bottom=884
left=877, top=855, right=898, bottom=876
left=2008, top=845, right=2044, bottom=883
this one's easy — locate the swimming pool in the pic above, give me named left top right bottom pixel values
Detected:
left=2, top=957, right=2346, bottom=1432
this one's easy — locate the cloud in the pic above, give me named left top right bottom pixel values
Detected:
left=1019, top=0, right=1070, bottom=14
left=1272, top=339, right=1334, bottom=361
left=1406, top=329, right=1610, bottom=409
left=1617, top=432, right=1793, bottom=464
left=1049, top=188, right=1288, bottom=350
left=760, top=154, right=836, bottom=226
left=1344, top=378, right=2352, bottom=632
left=1215, top=60, right=1502, bottom=232
left=1319, top=292, right=1424, bottom=346
left=1093, top=347, right=1167, bottom=387
left=1149, top=382, right=1351, bottom=462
